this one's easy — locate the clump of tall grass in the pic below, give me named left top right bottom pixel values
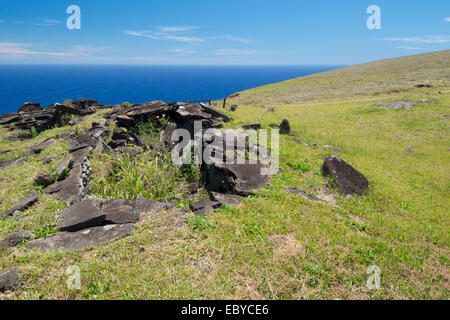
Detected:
left=90, top=151, right=185, bottom=200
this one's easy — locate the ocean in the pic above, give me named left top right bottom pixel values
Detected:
left=0, top=65, right=339, bottom=114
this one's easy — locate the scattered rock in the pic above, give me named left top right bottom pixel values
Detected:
left=0, top=231, right=35, bottom=249
left=267, top=107, right=275, bottom=112
left=321, top=155, right=369, bottom=196
left=279, top=119, right=291, bottom=135
left=0, top=269, right=22, bottom=291
left=26, top=224, right=134, bottom=252
left=58, top=197, right=154, bottom=232
left=29, top=138, right=56, bottom=155
left=406, top=146, right=414, bottom=153
left=18, top=102, right=42, bottom=113
left=229, top=105, right=238, bottom=112
left=204, top=162, right=268, bottom=196
left=286, top=187, right=324, bottom=202
left=200, top=103, right=231, bottom=122
left=54, top=157, right=73, bottom=181
left=68, top=117, right=85, bottom=126
left=34, top=173, right=56, bottom=187
left=0, top=195, right=38, bottom=220
left=41, top=156, right=56, bottom=164
left=190, top=199, right=220, bottom=216
left=135, top=195, right=173, bottom=215
left=242, top=124, right=261, bottom=130
left=415, top=84, right=432, bottom=88
left=209, top=192, right=241, bottom=208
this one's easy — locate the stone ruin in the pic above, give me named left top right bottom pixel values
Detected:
left=0, top=98, right=275, bottom=254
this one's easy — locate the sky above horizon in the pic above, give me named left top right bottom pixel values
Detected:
left=0, top=0, right=449, bottom=65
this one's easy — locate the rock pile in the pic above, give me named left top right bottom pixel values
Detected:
left=0, top=99, right=272, bottom=255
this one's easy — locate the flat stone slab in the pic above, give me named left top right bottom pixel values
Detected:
left=205, top=162, right=268, bottom=196
left=58, top=197, right=139, bottom=232
left=321, top=155, right=369, bottom=196
left=0, top=196, right=38, bottom=220
left=209, top=192, right=242, bottom=208
left=29, top=138, right=56, bottom=154
left=0, top=269, right=22, bottom=291
left=0, top=231, right=35, bottom=249
left=54, top=157, right=73, bottom=181
left=26, top=224, right=134, bottom=252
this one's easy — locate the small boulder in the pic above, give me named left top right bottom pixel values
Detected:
left=209, top=192, right=241, bottom=208
left=29, top=138, right=56, bottom=155
left=321, top=156, right=369, bottom=196
left=0, top=231, right=35, bottom=249
left=0, top=269, right=22, bottom=291
left=54, top=157, right=73, bottom=181
left=18, top=102, right=42, bottom=113
left=279, top=119, right=291, bottom=135
left=34, top=173, right=56, bottom=187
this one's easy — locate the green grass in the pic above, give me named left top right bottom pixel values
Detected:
left=0, top=51, right=449, bottom=300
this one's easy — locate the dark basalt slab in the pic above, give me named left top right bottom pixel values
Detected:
left=18, top=102, right=43, bottom=113
left=209, top=192, right=242, bottom=208
left=55, top=157, right=73, bottom=181
left=204, top=162, right=268, bottom=196
left=0, top=196, right=38, bottom=220
left=321, top=155, right=369, bottom=196
left=26, top=223, right=134, bottom=252
left=0, top=231, right=35, bottom=249
left=29, top=138, right=56, bottom=155
left=34, top=173, right=56, bottom=187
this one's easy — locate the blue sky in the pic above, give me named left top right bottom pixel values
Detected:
left=0, top=0, right=448, bottom=65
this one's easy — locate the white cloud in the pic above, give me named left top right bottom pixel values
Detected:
left=0, top=42, right=73, bottom=57
left=445, top=17, right=450, bottom=22
left=212, top=35, right=254, bottom=43
left=170, top=48, right=198, bottom=54
left=33, top=18, right=62, bottom=27
left=0, top=20, right=5, bottom=23
left=124, top=30, right=204, bottom=42
left=397, top=46, right=423, bottom=50
left=158, top=26, right=198, bottom=32
left=379, top=35, right=450, bottom=43
left=214, top=48, right=261, bottom=56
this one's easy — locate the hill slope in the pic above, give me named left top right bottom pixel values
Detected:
left=227, top=50, right=450, bottom=106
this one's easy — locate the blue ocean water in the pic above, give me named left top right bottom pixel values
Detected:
left=0, top=65, right=339, bottom=113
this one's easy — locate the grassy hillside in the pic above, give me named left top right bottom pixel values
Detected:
left=227, top=50, right=450, bottom=106
left=0, top=50, right=449, bottom=300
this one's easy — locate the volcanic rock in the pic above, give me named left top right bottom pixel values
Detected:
left=0, top=231, right=35, bottom=249
left=29, top=138, right=56, bottom=154
left=279, top=119, right=291, bottom=135
left=26, top=224, right=134, bottom=252
left=321, top=155, right=369, bottom=196
left=0, top=269, right=22, bottom=291
left=18, top=102, right=42, bottom=113
left=204, top=162, right=268, bottom=196
left=34, top=173, right=56, bottom=187
left=209, top=192, right=242, bottom=208
left=0, top=195, right=38, bottom=220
